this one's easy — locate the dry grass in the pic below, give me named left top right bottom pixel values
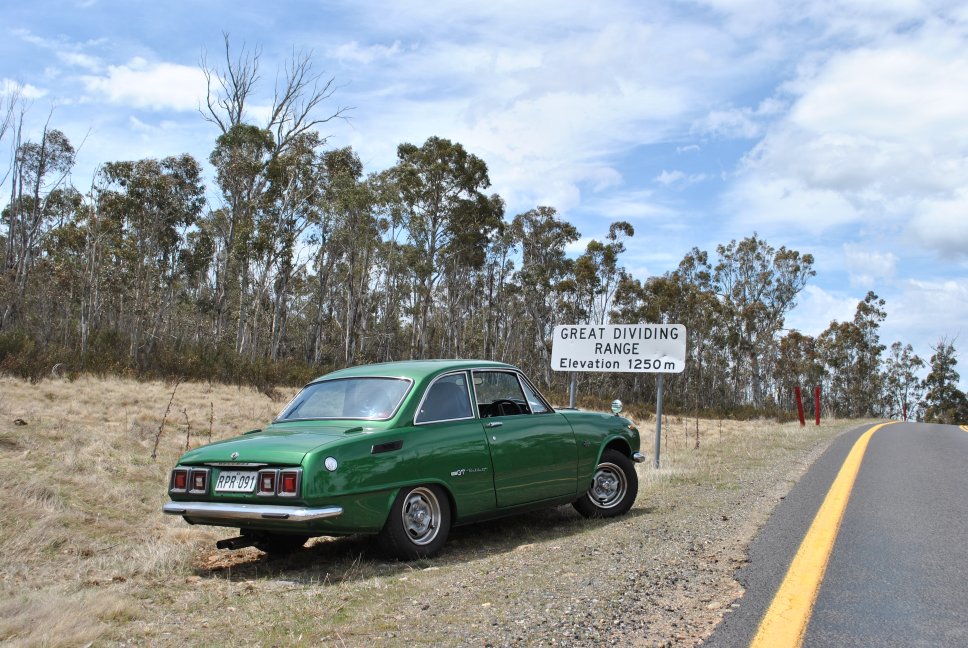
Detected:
left=0, top=375, right=864, bottom=646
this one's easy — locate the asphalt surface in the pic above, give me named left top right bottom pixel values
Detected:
left=704, top=422, right=968, bottom=648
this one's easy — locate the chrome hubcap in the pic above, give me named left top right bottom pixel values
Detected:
left=403, top=487, right=441, bottom=545
left=590, top=462, right=627, bottom=508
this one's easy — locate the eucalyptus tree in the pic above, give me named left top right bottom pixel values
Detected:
left=921, top=339, right=968, bottom=424
left=95, top=155, right=205, bottom=363
left=306, top=147, right=385, bottom=366
left=509, top=206, right=579, bottom=384
left=249, top=130, right=330, bottom=361
left=851, top=291, right=887, bottom=411
left=775, top=330, right=823, bottom=411
left=200, top=34, right=348, bottom=347
left=567, top=221, right=634, bottom=327
left=0, top=83, right=22, bottom=188
left=23, top=186, right=85, bottom=346
left=387, top=136, right=501, bottom=358
left=817, top=292, right=886, bottom=417
left=2, top=127, right=76, bottom=328
left=881, top=341, right=924, bottom=419
left=475, top=223, right=516, bottom=362
left=611, top=247, right=723, bottom=410
left=713, top=234, right=815, bottom=407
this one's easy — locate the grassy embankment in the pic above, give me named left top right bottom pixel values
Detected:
left=0, top=375, right=863, bottom=646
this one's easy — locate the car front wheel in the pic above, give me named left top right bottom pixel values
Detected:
left=573, top=449, right=638, bottom=518
left=379, top=484, right=451, bottom=560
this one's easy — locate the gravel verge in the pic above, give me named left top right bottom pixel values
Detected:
left=165, top=419, right=855, bottom=647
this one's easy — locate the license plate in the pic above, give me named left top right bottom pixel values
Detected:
left=215, top=471, right=258, bottom=493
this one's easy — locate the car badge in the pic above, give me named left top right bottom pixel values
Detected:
left=230, top=452, right=239, bottom=460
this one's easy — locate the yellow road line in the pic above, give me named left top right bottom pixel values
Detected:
left=961, top=425, right=968, bottom=433
left=750, top=421, right=898, bottom=648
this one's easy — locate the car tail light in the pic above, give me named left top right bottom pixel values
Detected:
left=257, top=469, right=278, bottom=496
left=189, top=468, right=210, bottom=494
left=170, top=468, right=189, bottom=493
left=279, top=469, right=301, bottom=497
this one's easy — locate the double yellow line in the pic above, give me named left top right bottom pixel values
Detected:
left=750, top=421, right=898, bottom=647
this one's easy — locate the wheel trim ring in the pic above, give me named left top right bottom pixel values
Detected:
left=589, top=462, right=627, bottom=509
left=402, top=487, right=442, bottom=546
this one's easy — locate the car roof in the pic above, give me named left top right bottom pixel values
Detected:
left=312, top=359, right=519, bottom=383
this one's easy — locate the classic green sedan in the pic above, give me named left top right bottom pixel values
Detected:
left=163, top=360, right=645, bottom=559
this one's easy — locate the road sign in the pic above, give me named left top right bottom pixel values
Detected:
left=551, top=324, right=687, bottom=373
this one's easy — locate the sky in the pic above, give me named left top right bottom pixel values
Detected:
left=3, top=0, right=968, bottom=387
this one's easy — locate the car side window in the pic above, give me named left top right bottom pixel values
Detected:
left=520, top=378, right=550, bottom=414
left=473, top=371, right=530, bottom=417
left=415, top=373, right=474, bottom=424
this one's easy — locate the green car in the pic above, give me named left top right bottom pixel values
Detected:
left=163, top=360, right=645, bottom=559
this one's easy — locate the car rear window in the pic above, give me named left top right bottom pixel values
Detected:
left=276, top=377, right=411, bottom=421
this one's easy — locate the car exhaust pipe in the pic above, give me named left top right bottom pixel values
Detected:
left=216, top=535, right=257, bottom=551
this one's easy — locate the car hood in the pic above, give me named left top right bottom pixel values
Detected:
left=177, top=423, right=363, bottom=466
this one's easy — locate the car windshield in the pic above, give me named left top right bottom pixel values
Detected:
left=276, top=377, right=411, bottom=421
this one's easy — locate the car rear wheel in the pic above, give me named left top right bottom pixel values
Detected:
left=573, top=449, right=638, bottom=518
left=379, top=484, right=451, bottom=560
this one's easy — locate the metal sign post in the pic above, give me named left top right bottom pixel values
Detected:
left=654, top=373, right=665, bottom=469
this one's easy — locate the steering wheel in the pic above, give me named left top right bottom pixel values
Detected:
left=491, top=399, right=523, bottom=417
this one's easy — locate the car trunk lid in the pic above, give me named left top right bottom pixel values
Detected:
left=178, top=423, right=363, bottom=466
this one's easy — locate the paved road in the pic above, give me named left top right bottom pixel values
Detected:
left=704, top=422, right=968, bottom=647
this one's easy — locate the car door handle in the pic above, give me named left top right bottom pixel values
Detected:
left=485, top=421, right=503, bottom=428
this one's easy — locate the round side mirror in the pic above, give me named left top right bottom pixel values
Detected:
left=611, top=399, right=623, bottom=415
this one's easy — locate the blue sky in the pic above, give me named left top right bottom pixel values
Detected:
left=3, top=0, right=968, bottom=385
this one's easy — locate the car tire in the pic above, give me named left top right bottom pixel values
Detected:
left=254, top=533, right=309, bottom=555
left=573, top=449, right=638, bottom=518
left=379, top=484, right=451, bottom=560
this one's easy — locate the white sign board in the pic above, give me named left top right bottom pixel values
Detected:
left=552, top=324, right=687, bottom=373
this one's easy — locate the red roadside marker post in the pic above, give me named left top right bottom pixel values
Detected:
left=794, top=386, right=806, bottom=426
left=814, top=386, right=821, bottom=425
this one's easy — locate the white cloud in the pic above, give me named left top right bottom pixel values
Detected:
left=584, top=189, right=676, bottom=221
left=328, top=6, right=765, bottom=218
left=786, top=285, right=860, bottom=335
left=565, top=236, right=594, bottom=254
left=654, top=169, right=708, bottom=189
left=57, top=51, right=100, bottom=71
left=1, top=78, right=48, bottom=100
left=843, top=244, right=897, bottom=288
left=882, top=278, right=968, bottom=363
left=655, top=170, right=686, bottom=186
left=724, top=21, right=968, bottom=258
left=81, top=58, right=206, bottom=111
left=693, top=97, right=784, bottom=139
left=725, top=176, right=861, bottom=233
left=909, top=190, right=968, bottom=259
left=330, top=40, right=404, bottom=65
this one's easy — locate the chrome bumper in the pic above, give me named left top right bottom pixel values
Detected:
left=632, top=452, right=647, bottom=463
left=163, top=501, right=343, bottom=522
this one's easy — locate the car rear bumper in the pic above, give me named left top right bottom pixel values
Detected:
left=163, top=501, right=343, bottom=523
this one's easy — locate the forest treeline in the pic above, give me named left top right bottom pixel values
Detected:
left=2, top=41, right=966, bottom=423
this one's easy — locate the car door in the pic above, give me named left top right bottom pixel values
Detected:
left=412, top=371, right=496, bottom=517
left=473, top=370, right=578, bottom=507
